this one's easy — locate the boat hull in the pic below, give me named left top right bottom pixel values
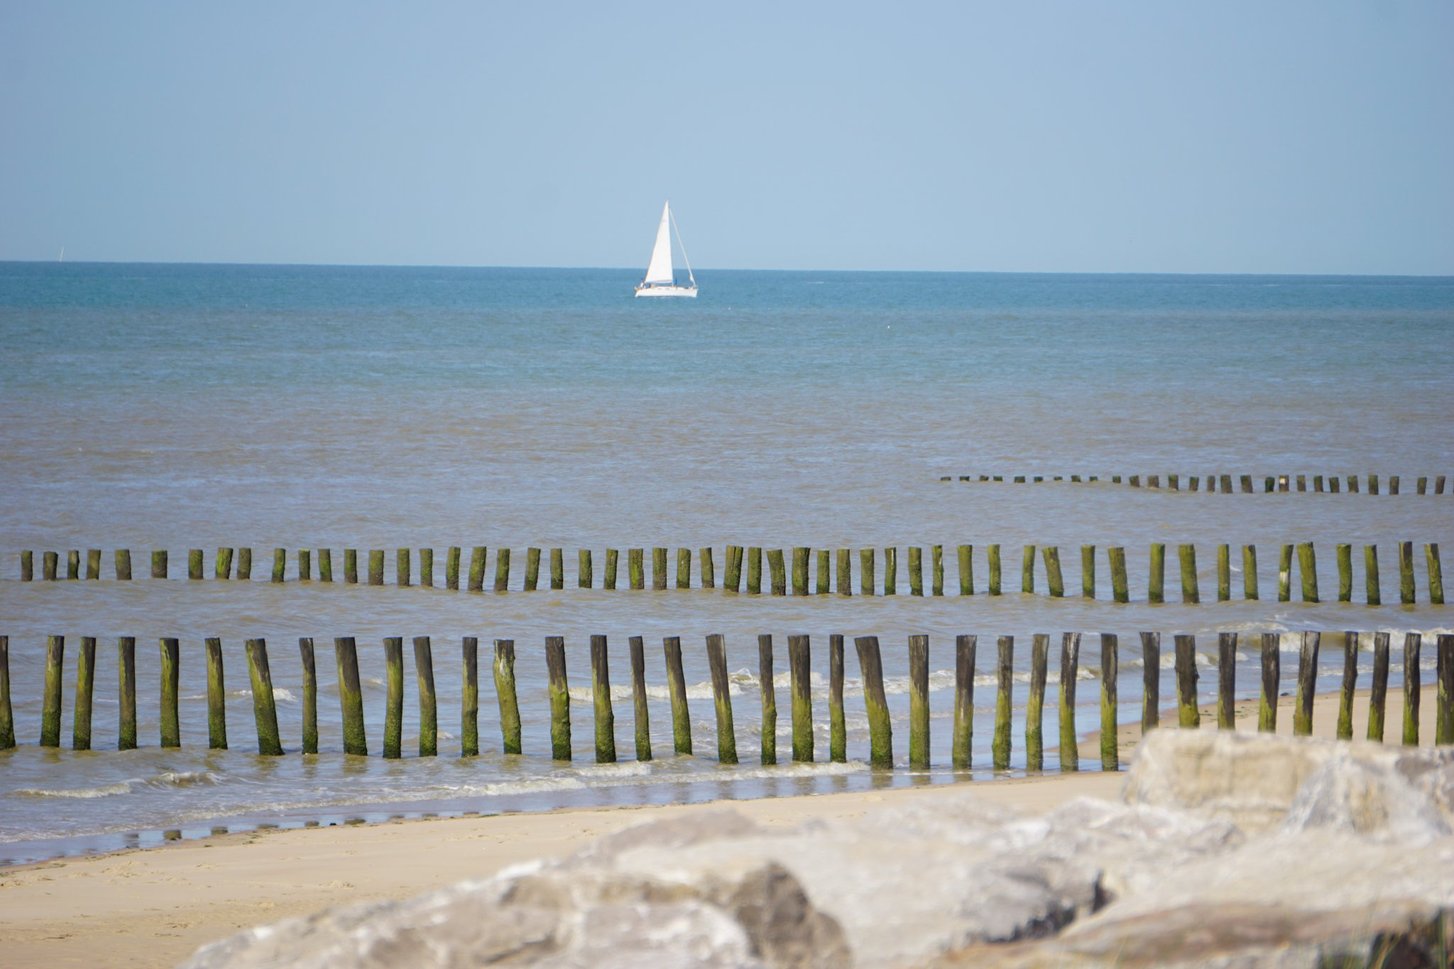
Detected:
left=634, top=285, right=698, bottom=298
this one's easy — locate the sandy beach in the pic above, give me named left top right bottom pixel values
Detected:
left=1, top=687, right=1440, bottom=969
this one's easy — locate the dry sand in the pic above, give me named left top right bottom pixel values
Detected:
left=0, top=688, right=1441, bottom=969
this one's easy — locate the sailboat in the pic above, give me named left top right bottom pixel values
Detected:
left=635, top=201, right=697, bottom=298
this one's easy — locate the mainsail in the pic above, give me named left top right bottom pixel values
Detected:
left=642, top=202, right=676, bottom=286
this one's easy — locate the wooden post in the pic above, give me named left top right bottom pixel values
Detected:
left=1294, top=631, right=1319, bottom=737
left=0, top=637, right=11, bottom=750
left=1278, top=544, right=1293, bottom=602
left=700, top=547, right=715, bottom=589
left=116, top=548, right=133, bottom=580
left=606, top=548, right=620, bottom=590
left=993, top=635, right=1013, bottom=769
left=837, top=547, right=852, bottom=595
left=1390, top=475, right=1401, bottom=495
left=1399, top=541, right=1415, bottom=604
left=188, top=549, right=203, bottom=580
left=767, top=548, right=786, bottom=595
left=370, top=549, right=386, bottom=586
left=908, top=546, right=923, bottom=596
left=580, top=549, right=594, bottom=589
left=724, top=545, right=743, bottom=592
left=468, top=546, right=486, bottom=591
left=335, top=637, right=367, bottom=756
left=630, top=547, right=646, bottom=590
left=1296, top=474, right=1306, bottom=492
left=706, top=633, right=737, bottom=764
left=1403, top=633, right=1421, bottom=746
left=1368, top=631, right=1389, bottom=742
left=206, top=637, right=227, bottom=750
left=73, top=636, right=96, bottom=750
left=272, top=547, right=287, bottom=583
left=746, top=546, right=762, bottom=594
left=343, top=548, right=357, bottom=584
left=159, top=637, right=180, bottom=747
left=1081, top=545, right=1095, bottom=599
left=524, top=547, right=541, bottom=590
left=395, top=548, right=410, bottom=587
left=462, top=636, right=479, bottom=756
left=1060, top=632, right=1080, bottom=770
left=1237, top=544, right=1256, bottom=600
left=1314, top=474, right=1325, bottom=492
left=590, top=635, right=616, bottom=763
left=817, top=548, right=831, bottom=595
left=118, top=637, right=137, bottom=750
left=1241, top=474, right=1254, bottom=493
left=1297, top=542, right=1318, bottom=602
left=414, top=636, right=437, bottom=757
left=855, top=635, right=893, bottom=767
left=1020, top=544, right=1036, bottom=594
left=65, top=549, right=79, bottom=580
left=792, top=547, right=809, bottom=595
left=216, top=547, right=236, bottom=579
left=829, top=633, right=846, bottom=763
left=677, top=547, right=692, bottom=590
left=1437, top=475, right=1447, bottom=495
left=1427, top=544, right=1445, bottom=605
left=652, top=547, right=668, bottom=591
left=1211, top=544, right=1229, bottom=601
left=988, top=544, right=1001, bottom=596
left=318, top=549, right=332, bottom=583
left=1437, top=634, right=1454, bottom=745
left=446, top=546, right=460, bottom=589
left=551, top=547, right=564, bottom=590
left=1025, top=633, right=1047, bottom=772
left=152, top=549, right=168, bottom=579
left=932, top=544, right=944, bottom=596
left=889, top=633, right=925, bottom=773
left=952, top=634, right=976, bottom=769
left=1330, top=476, right=1341, bottom=493
left=758, top=634, right=776, bottom=765
left=245, top=639, right=284, bottom=755
left=299, top=638, right=317, bottom=755
left=790, top=634, right=814, bottom=763
left=630, top=636, right=651, bottom=761
left=883, top=546, right=897, bottom=595
left=1109, top=546, right=1128, bottom=603
left=1100, top=633, right=1119, bottom=770
left=20, top=550, right=33, bottom=581
left=1179, top=544, right=1199, bottom=603
left=417, top=548, right=432, bottom=587
left=298, top=549, right=312, bottom=582
left=1336, top=544, right=1352, bottom=602
left=1217, top=633, right=1236, bottom=730
left=1174, top=634, right=1199, bottom=728
left=383, top=637, right=404, bottom=759
left=495, top=548, right=512, bottom=592
left=860, top=547, right=876, bottom=595
left=1336, top=630, right=1357, bottom=741
left=1140, top=631, right=1160, bottom=733
left=1258, top=632, right=1280, bottom=732
left=1348, top=475, right=1358, bottom=493
left=1366, top=545, right=1382, bottom=605
left=1044, top=547, right=1064, bottom=597
left=493, top=638, right=522, bottom=755
left=663, top=636, right=692, bottom=755
left=958, top=544, right=974, bottom=595
left=1148, top=543, right=1165, bottom=603
left=546, top=636, right=571, bottom=760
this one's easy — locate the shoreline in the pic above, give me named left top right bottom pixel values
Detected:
left=1, top=688, right=1442, bottom=969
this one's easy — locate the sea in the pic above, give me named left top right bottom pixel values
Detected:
left=1, top=263, right=1451, bottom=866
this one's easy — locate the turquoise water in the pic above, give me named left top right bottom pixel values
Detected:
left=1, top=263, right=1451, bottom=864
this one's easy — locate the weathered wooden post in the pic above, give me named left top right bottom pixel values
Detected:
left=1140, top=631, right=1160, bottom=733
left=900, top=633, right=928, bottom=769
left=1330, top=476, right=1341, bottom=493
left=677, top=548, right=692, bottom=590
left=1336, top=630, right=1357, bottom=741
left=1059, top=632, right=1080, bottom=770
left=958, top=544, right=974, bottom=595
left=860, top=547, right=876, bottom=595
left=1294, top=631, right=1320, bottom=737
left=837, top=548, right=852, bottom=595
left=298, top=549, right=312, bottom=582
left=272, top=547, right=287, bottom=583
left=414, top=636, right=437, bottom=757
left=1217, top=632, right=1236, bottom=730
left=1277, top=544, right=1293, bottom=602
left=908, top=546, right=923, bottom=596
left=1399, top=541, right=1416, bottom=604
left=1238, top=544, right=1257, bottom=600
left=1366, top=545, right=1382, bottom=605
left=1174, top=634, right=1199, bottom=728
left=495, top=548, right=512, bottom=592
left=758, top=634, right=776, bottom=765
left=446, top=546, right=460, bottom=590
left=630, top=548, right=647, bottom=591
left=1258, top=632, right=1280, bottom=732
left=767, top=548, right=786, bottom=595
left=206, top=637, right=227, bottom=750
left=829, top=633, right=847, bottom=762
left=524, top=548, right=541, bottom=590
left=343, top=548, right=357, bottom=584
left=493, top=638, right=522, bottom=755
left=468, top=546, right=487, bottom=592
left=590, top=635, right=616, bottom=763
left=1021, top=544, right=1036, bottom=594
left=188, top=549, right=203, bottom=580
left=116, top=548, right=133, bottom=581
left=663, top=636, right=692, bottom=755
left=790, top=634, right=814, bottom=763
left=1044, top=547, right=1064, bottom=597
left=1297, top=542, right=1318, bottom=602
left=1081, top=545, right=1095, bottom=599
left=652, top=547, right=668, bottom=591
left=1241, top=474, right=1254, bottom=493
left=746, top=546, right=763, bottom=594
left=1368, top=631, right=1389, bottom=742
left=335, top=636, right=367, bottom=756
left=152, top=549, right=168, bottom=579
left=792, top=547, right=809, bottom=595
left=546, top=636, right=571, bottom=760
left=417, top=548, right=432, bottom=587
left=1109, top=546, right=1128, bottom=603
left=118, top=637, right=137, bottom=750
left=706, top=633, right=737, bottom=764
left=318, top=549, right=332, bottom=583
left=65, top=549, right=79, bottom=580
left=932, top=544, right=944, bottom=596
left=883, top=546, right=897, bottom=595
left=700, top=547, right=715, bottom=589
left=605, top=548, right=619, bottom=590
left=73, top=636, right=96, bottom=750
left=394, top=547, right=410, bottom=587
left=629, top=636, right=651, bottom=761
left=551, top=547, right=565, bottom=590
left=1025, top=633, right=1047, bottom=771
left=1101, top=633, right=1119, bottom=770
left=1336, top=544, right=1352, bottom=602
left=1348, top=475, right=1359, bottom=493
left=952, top=634, right=976, bottom=769
left=1148, top=543, right=1165, bottom=603
left=160, top=637, right=181, bottom=747
left=245, top=638, right=284, bottom=756
left=1404, top=633, right=1421, bottom=746
left=817, top=548, right=831, bottom=595
left=1437, top=634, right=1453, bottom=746
left=992, top=635, right=1013, bottom=769
left=580, top=549, right=594, bottom=589
left=1179, top=544, right=1199, bottom=603
left=1427, top=544, right=1445, bottom=605
left=855, top=635, right=893, bottom=767
left=461, top=636, right=479, bottom=757
left=725, top=545, right=743, bottom=592
left=383, top=637, right=404, bottom=759
left=0, top=637, right=11, bottom=751
left=369, top=549, right=385, bottom=586
left=300, top=637, right=318, bottom=755
left=20, top=550, right=33, bottom=581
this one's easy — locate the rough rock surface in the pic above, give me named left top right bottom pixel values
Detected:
left=182, top=730, right=1454, bottom=969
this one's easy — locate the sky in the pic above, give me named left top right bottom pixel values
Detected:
left=1, top=2, right=1451, bottom=274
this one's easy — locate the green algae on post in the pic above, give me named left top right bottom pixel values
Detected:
left=1100, top=633, right=1119, bottom=770
left=152, top=549, right=168, bottom=579
left=188, top=548, right=203, bottom=580
left=1277, top=544, right=1293, bottom=602
left=550, top=547, right=564, bottom=590
left=1025, top=633, right=1047, bottom=772
left=1294, top=631, right=1320, bottom=737
left=663, top=635, right=692, bottom=755
left=493, top=638, right=522, bottom=755
left=118, top=637, right=137, bottom=750
left=73, top=636, right=96, bottom=751
left=590, top=635, right=615, bottom=763
left=706, top=633, right=737, bottom=765
left=343, top=548, right=357, bottom=584
left=1427, top=544, right=1444, bottom=605
left=1060, top=632, right=1081, bottom=770
left=1109, top=546, right=1128, bottom=603
left=383, top=637, right=404, bottom=759
left=758, top=634, right=776, bottom=765
left=854, top=635, right=893, bottom=767
left=1297, top=542, right=1318, bottom=602
left=317, top=549, right=332, bottom=583
left=817, top=548, right=831, bottom=595
left=629, top=636, right=651, bottom=762
left=1336, top=544, right=1352, bottom=601
left=767, top=548, right=785, bottom=595
left=245, top=638, right=284, bottom=756
left=1217, top=632, right=1236, bottom=730
left=20, top=550, right=33, bottom=581
left=958, top=544, right=974, bottom=595
left=952, top=637, right=977, bottom=769
left=1367, top=631, right=1389, bottom=742
left=1403, top=632, right=1421, bottom=746
left=629, top=547, right=645, bottom=590
left=884, top=546, right=898, bottom=594
left=298, top=548, right=311, bottom=582
left=579, top=549, right=594, bottom=589
left=1043, top=547, right=1064, bottom=597
left=1174, top=634, right=1199, bottom=728
left=1139, top=631, right=1160, bottom=733
left=0, top=636, right=12, bottom=750
left=932, top=544, right=944, bottom=596
left=993, top=635, right=1013, bottom=770
left=724, top=545, right=742, bottom=592
left=1437, top=634, right=1453, bottom=745
left=988, top=544, right=1002, bottom=596
left=606, top=547, right=620, bottom=589
left=1365, top=545, right=1381, bottom=605
left=396, top=548, right=410, bottom=587
left=908, top=634, right=929, bottom=769
left=334, top=636, right=367, bottom=756
left=418, top=548, right=432, bottom=587
left=859, top=547, right=875, bottom=596
left=908, top=546, right=923, bottom=596
left=468, top=546, right=486, bottom=591
left=837, top=548, right=852, bottom=595
left=1216, top=544, right=1230, bottom=601
left=1081, top=545, right=1095, bottom=599
left=700, top=547, right=715, bottom=589
left=1020, top=544, right=1036, bottom=594
left=677, top=548, right=692, bottom=590
left=414, top=635, right=437, bottom=757
left=1259, top=631, right=1280, bottom=733
left=1336, top=630, right=1357, bottom=741
left=461, top=636, right=479, bottom=756
left=272, top=547, right=287, bottom=583
left=299, top=637, right=318, bottom=754
left=206, top=637, right=227, bottom=749
left=793, top=546, right=810, bottom=595
left=652, top=546, right=667, bottom=590
left=829, top=633, right=847, bottom=763
left=445, top=546, right=460, bottom=589
left=545, top=636, right=571, bottom=761
left=160, top=637, right=181, bottom=747
left=1148, top=543, right=1165, bottom=604
left=370, top=549, right=386, bottom=586
left=746, top=546, right=762, bottom=594
left=495, top=547, right=511, bottom=592
left=1399, top=541, right=1416, bottom=604
left=524, top=547, right=540, bottom=590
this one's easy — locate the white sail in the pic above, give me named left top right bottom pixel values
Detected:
left=642, top=202, right=675, bottom=285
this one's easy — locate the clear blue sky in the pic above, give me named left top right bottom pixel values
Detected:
left=2, top=2, right=1450, bottom=274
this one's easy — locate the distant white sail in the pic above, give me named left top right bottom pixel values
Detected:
left=635, top=201, right=697, bottom=298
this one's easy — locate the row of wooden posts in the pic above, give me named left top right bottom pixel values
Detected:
left=4, top=631, right=1452, bottom=770
left=14, top=541, right=1448, bottom=605
left=941, top=472, right=1451, bottom=495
